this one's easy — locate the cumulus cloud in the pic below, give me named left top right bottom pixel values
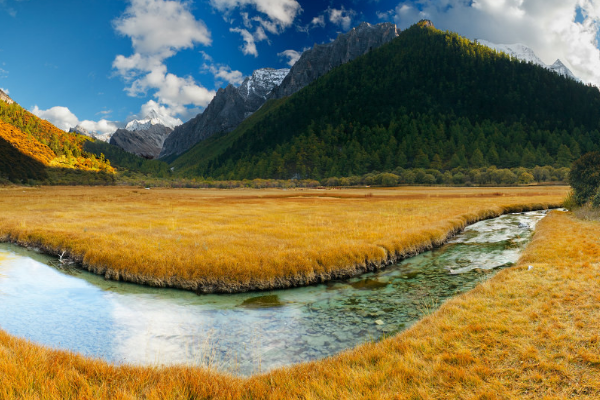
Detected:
left=134, top=100, right=184, bottom=126
left=229, top=27, right=270, bottom=56
left=327, top=6, right=356, bottom=31
left=0, top=87, right=8, bottom=94
left=376, top=10, right=394, bottom=21
left=30, top=105, right=119, bottom=135
left=210, top=0, right=301, bottom=56
left=391, top=0, right=600, bottom=87
left=278, top=49, right=302, bottom=66
left=210, top=0, right=301, bottom=31
left=78, top=119, right=120, bottom=135
left=311, top=15, right=326, bottom=28
left=113, top=0, right=211, bottom=58
left=202, top=63, right=245, bottom=86
left=112, top=0, right=216, bottom=120
left=30, top=106, right=79, bottom=131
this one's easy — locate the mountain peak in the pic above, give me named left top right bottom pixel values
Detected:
left=417, top=20, right=435, bottom=29
left=270, top=21, right=399, bottom=100
left=145, top=109, right=160, bottom=120
left=125, top=110, right=182, bottom=131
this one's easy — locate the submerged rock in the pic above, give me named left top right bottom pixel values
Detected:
left=239, top=294, right=284, bottom=308
left=349, top=278, right=388, bottom=290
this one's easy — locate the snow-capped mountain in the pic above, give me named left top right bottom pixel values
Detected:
left=548, top=59, right=577, bottom=80
left=69, top=125, right=112, bottom=142
left=125, top=109, right=182, bottom=131
left=478, top=40, right=579, bottom=81
left=160, top=67, right=289, bottom=158
left=239, top=68, right=289, bottom=103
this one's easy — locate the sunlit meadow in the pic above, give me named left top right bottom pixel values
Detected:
left=1, top=191, right=599, bottom=398
left=0, top=186, right=565, bottom=292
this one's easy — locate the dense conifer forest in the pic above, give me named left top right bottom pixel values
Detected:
left=171, top=21, right=600, bottom=181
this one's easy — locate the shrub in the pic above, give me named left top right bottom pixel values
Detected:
left=563, top=190, right=577, bottom=210
left=380, top=173, right=399, bottom=187
left=569, top=152, right=600, bottom=206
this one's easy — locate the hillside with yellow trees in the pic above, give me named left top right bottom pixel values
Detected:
left=0, top=97, right=114, bottom=184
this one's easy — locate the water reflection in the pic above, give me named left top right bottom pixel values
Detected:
left=0, top=211, right=547, bottom=375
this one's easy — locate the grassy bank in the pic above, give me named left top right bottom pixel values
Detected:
left=1, top=208, right=599, bottom=398
left=0, top=186, right=565, bottom=293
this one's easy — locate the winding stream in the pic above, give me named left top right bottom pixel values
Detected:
left=0, top=210, right=547, bottom=375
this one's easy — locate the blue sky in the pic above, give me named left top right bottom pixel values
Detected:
left=1, top=0, right=600, bottom=134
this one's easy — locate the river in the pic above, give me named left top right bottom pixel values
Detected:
left=0, top=210, right=547, bottom=375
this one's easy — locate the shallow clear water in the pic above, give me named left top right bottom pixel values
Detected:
left=0, top=211, right=546, bottom=375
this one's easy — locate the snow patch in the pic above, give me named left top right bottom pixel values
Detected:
left=478, top=40, right=580, bottom=81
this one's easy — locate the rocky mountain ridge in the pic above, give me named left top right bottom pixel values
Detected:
left=110, top=123, right=173, bottom=159
left=269, top=21, right=399, bottom=99
left=160, top=22, right=400, bottom=159
left=159, top=68, right=288, bottom=158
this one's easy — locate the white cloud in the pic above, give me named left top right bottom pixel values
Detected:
left=210, top=0, right=302, bottom=30
left=391, top=0, right=600, bottom=87
left=30, top=105, right=119, bottom=135
left=311, top=15, right=325, bottom=28
left=230, top=27, right=270, bottom=56
left=0, top=87, right=8, bottom=94
left=327, top=6, right=356, bottom=31
left=210, top=0, right=301, bottom=57
left=30, top=106, right=79, bottom=131
left=202, top=63, right=245, bottom=85
left=376, top=10, right=394, bottom=21
left=199, top=50, right=213, bottom=62
left=278, top=49, right=302, bottom=66
left=135, top=100, right=184, bottom=126
left=112, top=0, right=215, bottom=120
left=113, top=0, right=211, bottom=57
left=124, top=63, right=216, bottom=108
left=78, top=119, right=120, bottom=135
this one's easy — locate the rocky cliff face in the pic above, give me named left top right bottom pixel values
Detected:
left=0, top=89, right=15, bottom=105
left=110, top=124, right=173, bottom=159
left=269, top=22, right=399, bottom=99
left=159, top=68, right=288, bottom=158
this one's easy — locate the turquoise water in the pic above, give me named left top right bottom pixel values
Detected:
left=0, top=210, right=547, bottom=375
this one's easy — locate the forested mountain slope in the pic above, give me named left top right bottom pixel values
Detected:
left=0, top=98, right=115, bottom=183
left=172, top=21, right=600, bottom=180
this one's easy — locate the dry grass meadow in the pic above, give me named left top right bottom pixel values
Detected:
left=1, top=193, right=600, bottom=398
left=0, top=185, right=565, bottom=292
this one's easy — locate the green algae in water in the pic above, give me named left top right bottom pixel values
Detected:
left=239, top=294, right=284, bottom=308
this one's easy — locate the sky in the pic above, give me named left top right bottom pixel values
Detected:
left=1, top=0, right=600, bottom=134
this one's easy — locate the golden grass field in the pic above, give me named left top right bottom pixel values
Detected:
left=2, top=190, right=600, bottom=399
left=0, top=186, right=565, bottom=293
